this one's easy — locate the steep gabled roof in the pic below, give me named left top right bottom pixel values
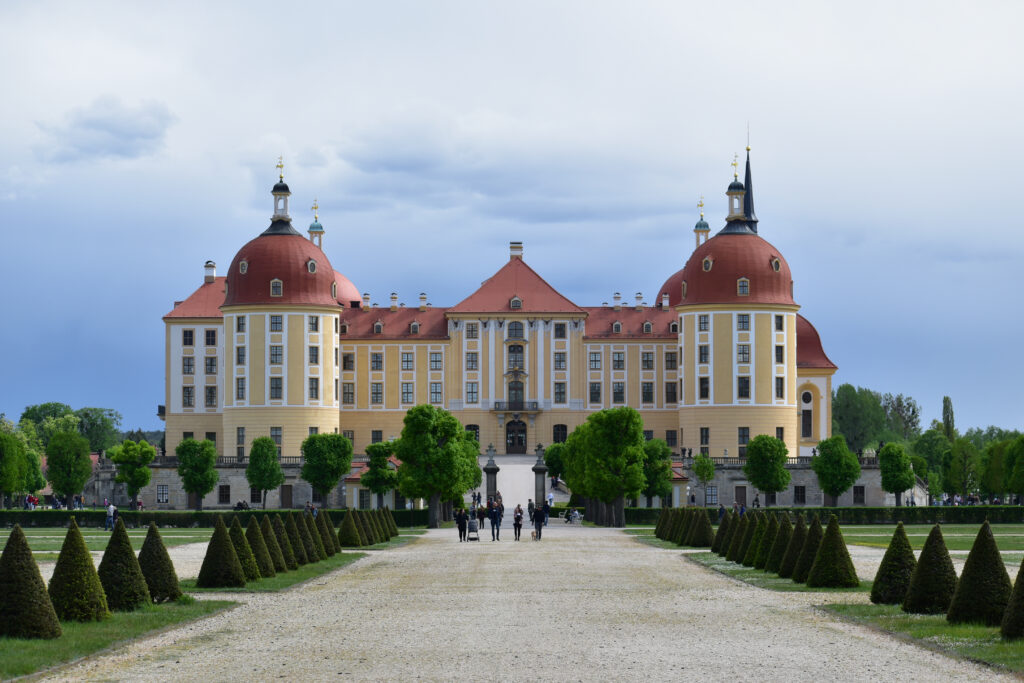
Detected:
left=450, top=257, right=584, bottom=314
left=164, top=278, right=227, bottom=319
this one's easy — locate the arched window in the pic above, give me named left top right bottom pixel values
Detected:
left=737, top=278, right=750, bottom=296
left=508, top=321, right=524, bottom=339
left=410, top=322, right=420, bottom=334
left=331, top=282, right=337, bottom=298
left=612, top=321, right=621, bottom=334
left=373, top=321, right=383, bottom=334
left=307, top=259, right=317, bottom=274
left=508, top=344, right=524, bottom=370
left=270, top=279, right=283, bottom=297
left=770, top=257, right=781, bottom=272
left=340, top=323, right=348, bottom=335
left=681, top=280, right=687, bottom=299
left=670, top=321, right=679, bottom=333
left=510, top=296, right=523, bottom=309
left=643, top=321, right=652, bottom=333
left=702, top=258, right=713, bottom=272
left=239, top=260, right=248, bottom=274
left=553, top=424, right=568, bottom=443
left=801, top=390, right=814, bottom=439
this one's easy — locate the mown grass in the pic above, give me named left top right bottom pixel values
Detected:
left=844, top=524, right=1024, bottom=551
left=686, top=552, right=872, bottom=593
left=1, top=528, right=213, bottom=561
left=181, top=550, right=367, bottom=593
left=824, top=603, right=1024, bottom=673
left=0, top=598, right=235, bottom=680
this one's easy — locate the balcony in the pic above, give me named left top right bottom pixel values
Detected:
left=492, top=400, right=540, bottom=412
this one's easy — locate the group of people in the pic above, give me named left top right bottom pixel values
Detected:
left=456, top=493, right=552, bottom=541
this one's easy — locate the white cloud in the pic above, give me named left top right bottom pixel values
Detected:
left=36, top=96, right=176, bottom=163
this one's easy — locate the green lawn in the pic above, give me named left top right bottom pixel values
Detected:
left=0, top=598, right=235, bottom=680
left=0, top=528, right=213, bottom=561
left=843, top=524, right=1024, bottom=551
left=181, top=550, right=367, bottom=593
left=685, top=552, right=872, bottom=593
left=825, top=603, right=1024, bottom=674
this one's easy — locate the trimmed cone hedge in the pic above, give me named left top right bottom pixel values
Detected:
left=1001, top=556, right=1024, bottom=639
left=655, top=508, right=669, bottom=539
left=766, top=513, right=792, bottom=574
left=726, top=514, right=749, bottom=563
left=338, top=509, right=364, bottom=547
left=711, top=512, right=731, bottom=554
left=48, top=517, right=110, bottom=622
left=273, top=514, right=299, bottom=570
left=690, top=510, right=715, bottom=548
left=683, top=509, right=698, bottom=546
left=902, top=524, right=957, bottom=615
left=229, top=517, right=261, bottom=581
left=792, top=515, right=823, bottom=584
left=313, top=512, right=336, bottom=557
left=0, top=524, right=62, bottom=639
left=754, top=515, right=779, bottom=570
left=138, top=521, right=182, bottom=604
left=870, top=522, right=917, bottom=605
left=355, top=510, right=376, bottom=546
left=285, top=513, right=309, bottom=566
left=98, top=518, right=151, bottom=611
left=379, top=509, right=394, bottom=539
left=778, top=513, right=806, bottom=579
left=806, top=515, right=859, bottom=588
left=322, top=511, right=341, bottom=552
left=947, top=520, right=1011, bottom=625
left=302, top=513, right=325, bottom=561
left=385, top=507, right=399, bottom=536
left=742, top=513, right=766, bottom=567
left=196, top=516, right=246, bottom=588
left=350, top=511, right=369, bottom=547
left=719, top=512, right=739, bottom=558
left=665, top=510, right=681, bottom=544
left=261, top=515, right=288, bottom=574
left=246, top=517, right=276, bottom=579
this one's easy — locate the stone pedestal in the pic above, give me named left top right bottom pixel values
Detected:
left=532, top=445, right=548, bottom=509
left=483, top=445, right=500, bottom=502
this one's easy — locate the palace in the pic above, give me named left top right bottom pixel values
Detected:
left=151, top=151, right=843, bottom=510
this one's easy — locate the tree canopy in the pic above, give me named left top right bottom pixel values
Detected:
left=881, top=393, right=922, bottom=441
left=742, top=435, right=791, bottom=504
left=74, top=407, right=122, bottom=453
left=544, top=442, right=567, bottom=481
left=300, top=433, right=353, bottom=499
left=176, top=438, right=218, bottom=510
left=641, top=438, right=673, bottom=505
left=812, top=435, right=861, bottom=501
left=362, top=440, right=398, bottom=508
left=943, top=437, right=978, bottom=497
left=20, top=403, right=73, bottom=425
left=941, top=396, right=956, bottom=442
left=692, top=454, right=716, bottom=506
left=45, top=431, right=92, bottom=500
left=0, top=432, right=27, bottom=503
left=832, top=384, right=887, bottom=452
left=878, top=442, right=915, bottom=504
left=246, top=437, right=285, bottom=509
left=109, top=439, right=156, bottom=506
left=912, top=428, right=951, bottom=473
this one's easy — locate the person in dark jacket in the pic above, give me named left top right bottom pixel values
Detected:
left=477, top=504, right=486, bottom=529
left=513, top=505, right=524, bottom=541
left=488, top=501, right=502, bottom=540
left=533, top=503, right=545, bottom=540
left=455, top=508, right=469, bottom=542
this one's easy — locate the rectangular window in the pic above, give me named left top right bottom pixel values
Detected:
left=464, top=352, right=477, bottom=371
left=236, top=346, right=246, bottom=365
left=205, top=329, right=217, bottom=346
left=665, top=382, right=677, bottom=403
left=699, top=345, right=709, bottom=364
left=706, top=485, right=719, bottom=505
left=205, top=386, right=217, bottom=408
left=589, top=352, right=601, bottom=370
left=270, top=345, right=283, bottom=364
left=270, top=377, right=283, bottom=400
left=342, top=353, right=355, bottom=371
left=334, top=379, right=338, bottom=401
left=342, top=383, right=355, bottom=404
left=613, top=382, right=625, bottom=403
left=698, top=314, right=709, bottom=331
left=342, top=430, right=354, bottom=442
left=308, top=315, right=319, bottom=332
left=554, top=322, right=566, bottom=339
left=270, top=427, right=282, bottom=456
left=401, top=382, right=414, bottom=404
left=553, top=424, right=568, bottom=443
left=309, top=346, right=319, bottom=364
left=507, top=345, right=523, bottom=370
left=465, top=323, right=479, bottom=339
left=642, top=382, right=654, bottom=403
left=665, top=430, right=677, bottom=447
left=358, top=489, right=371, bottom=510
left=554, top=352, right=566, bottom=370
left=236, top=377, right=246, bottom=400
left=775, top=377, right=785, bottom=399
left=371, top=430, right=383, bottom=444
left=802, top=409, right=813, bottom=438
left=183, top=431, right=193, bottom=441
left=700, top=427, right=710, bottom=445
left=182, top=356, right=194, bottom=375
left=776, top=426, right=785, bottom=441
left=182, top=329, right=194, bottom=346
left=612, top=352, right=625, bottom=370
left=430, top=352, right=443, bottom=370
left=371, top=353, right=383, bottom=371
left=236, top=316, right=246, bottom=333
left=737, top=376, right=751, bottom=399
left=643, top=430, right=654, bottom=441
left=236, top=427, right=245, bottom=459
left=157, top=484, right=169, bottom=504
left=737, top=314, right=750, bottom=331
left=775, top=314, right=784, bottom=331
left=774, top=345, right=783, bottom=364
left=371, top=382, right=383, bottom=404
left=465, top=382, right=478, bottom=403
left=699, top=376, right=710, bottom=399
left=737, top=345, right=750, bottom=364
left=308, top=377, right=319, bottom=400
left=218, top=485, right=230, bottom=505
left=270, top=315, right=283, bottom=332
left=402, top=352, right=415, bottom=370
left=589, top=382, right=601, bottom=403
left=738, top=427, right=750, bottom=456
left=430, top=382, right=443, bottom=404
left=665, top=352, right=677, bottom=370
left=205, top=431, right=216, bottom=445
left=250, top=487, right=262, bottom=504
left=205, top=356, right=217, bottom=375
left=854, top=486, right=866, bottom=505
left=334, top=348, right=339, bottom=366
left=554, top=382, right=567, bottom=403
left=794, top=485, right=806, bottom=505
left=641, top=352, right=654, bottom=369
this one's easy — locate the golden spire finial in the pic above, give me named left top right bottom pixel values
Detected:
left=731, top=154, right=739, bottom=180
left=697, top=195, right=705, bottom=219
left=276, top=156, right=284, bottom=181
left=311, top=198, right=319, bottom=221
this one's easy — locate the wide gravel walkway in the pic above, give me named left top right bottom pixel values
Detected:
left=46, top=524, right=1014, bottom=682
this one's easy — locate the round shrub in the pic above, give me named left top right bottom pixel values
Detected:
left=98, top=518, right=151, bottom=611
left=48, top=517, right=110, bottom=622
left=138, top=521, right=182, bottom=603
left=778, top=513, right=806, bottom=579
left=0, top=524, right=62, bottom=639
left=806, top=515, right=859, bottom=588
left=196, top=516, right=245, bottom=589
left=870, top=522, right=916, bottom=605
left=947, top=520, right=1011, bottom=625
left=246, top=517, right=276, bottom=579
left=791, top=514, right=823, bottom=584
left=902, top=524, right=957, bottom=614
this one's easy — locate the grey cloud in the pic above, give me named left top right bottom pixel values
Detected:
left=36, top=96, right=176, bottom=163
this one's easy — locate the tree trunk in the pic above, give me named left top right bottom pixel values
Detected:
left=613, top=496, right=625, bottom=528
left=645, top=495, right=652, bottom=508
left=428, top=492, right=441, bottom=528
left=131, top=493, right=139, bottom=510
left=263, top=489, right=268, bottom=510
left=377, top=491, right=384, bottom=509
left=895, top=490, right=903, bottom=507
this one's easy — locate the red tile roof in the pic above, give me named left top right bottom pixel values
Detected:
left=796, top=314, right=837, bottom=370
left=339, top=306, right=449, bottom=340
left=345, top=455, right=401, bottom=482
left=224, top=233, right=339, bottom=308
left=583, top=306, right=676, bottom=339
left=671, top=461, right=689, bottom=482
left=164, top=278, right=227, bottom=319
left=450, top=257, right=584, bottom=314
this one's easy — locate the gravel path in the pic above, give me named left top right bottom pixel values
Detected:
left=44, top=525, right=1014, bottom=682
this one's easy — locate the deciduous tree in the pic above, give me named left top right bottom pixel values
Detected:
left=0, top=433, right=27, bottom=507
left=811, top=436, right=860, bottom=504
left=109, top=439, right=156, bottom=508
left=74, top=407, right=122, bottom=454
left=742, top=435, right=790, bottom=506
left=362, top=440, right=398, bottom=509
left=246, top=437, right=285, bottom=509
left=642, top=438, right=673, bottom=507
left=832, top=384, right=886, bottom=452
left=175, top=438, right=218, bottom=510
left=45, top=431, right=92, bottom=501
left=578, top=407, right=647, bottom=527
left=692, top=454, right=716, bottom=507
left=300, top=433, right=353, bottom=503
left=878, top=442, right=915, bottom=506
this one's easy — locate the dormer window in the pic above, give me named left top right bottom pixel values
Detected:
left=307, top=259, right=317, bottom=274
left=737, top=278, right=750, bottom=296
left=643, top=321, right=652, bottom=334
left=612, top=321, right=622, bottom=334
left=670, top=321, right=679, bottom=333
left=510, top=296, right=523, bottom=310
left=340, top=323, right=348, bottom=335
left=331, top=282, right=337, bottom=298
left=681, top=281, right=687, bottom=299
left=770, top=257, right=781, bottom=272
left=702, top=257, right=713, bottom=272
left=239, top=260, right=248, bottom=275
left=410, top=322, right=420, bottom=334
left=270, top=279, right=283, bottom=297
left=373, top=321, right=383, bottom=334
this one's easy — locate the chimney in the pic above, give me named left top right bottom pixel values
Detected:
left=661, top=292, right=669, bottom=309
left=204, top=260, right=216, bottom=284
left=635, top=292, right=643, bottom=311
left=390, top=292, right=398, bottom=312
left=510, top=241, right=523, bottom=260
left=419, top=292, right=427, bottom=312
left=613, top=292, right=621, bottom=311
left=362, top=292, right=371, bottom=311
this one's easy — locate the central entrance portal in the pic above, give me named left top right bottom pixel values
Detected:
left=506, top=420, right=527, bottom=454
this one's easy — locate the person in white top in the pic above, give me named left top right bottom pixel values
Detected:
left=105, top=503, right=115, bottom=531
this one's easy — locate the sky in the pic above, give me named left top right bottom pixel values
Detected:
left=1, top=1, right=1022, bottom=434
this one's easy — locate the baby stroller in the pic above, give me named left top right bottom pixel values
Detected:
left=467, top=517, right=480, bottom=542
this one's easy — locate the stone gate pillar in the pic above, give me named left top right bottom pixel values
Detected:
left=483, top=444, right=500, bottom=502
left=532, top=443, right=548, bottom=509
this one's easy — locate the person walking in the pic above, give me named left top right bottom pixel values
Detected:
left=105, top=502, right=115, bottom=531
left=455, top=508, right=468, bottom=542
left=477, top=504, right=487, bottom=530
left=527, top=499, right=535, bottom=523
left=489, top=502, right=502, bottom=541
left=718, top=503, right=726, bottom=520
left=533, top=503, right=545, bottom=540
left=513, top=504, right=524, bottom=541
left=541, top=499, right=551, bottom=527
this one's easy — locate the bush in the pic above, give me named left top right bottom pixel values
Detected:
left=196, top=516, right=245, bottom=589
left=361, top=510, right=380, bottom=545
left=726, top=514, right=749, bottom=563
left=97, top=518, right=151, bottom=611
left=229, top=517, right=261, bottom=582
left=246, top=517, right=276, bottom=579
left=272, top=514, right=298, bottom=570
left=778, top=513, right=806, bottom=579
left=902, top=524, right=957, bottom=614
left=385, top=507, right=400, bottom=536
left=369, top=510, right=387, bottom=544
left=766, top=513, right=792, bottom=574
left=806, top=515, right=859, bottom=588
left=676, top=509, right=692, bottom=546
left=338, top=509, right=363, bottom=547
left=322, top=511, right=341, bottom=552
left=754, top=514, right=779, bottom=570
left=1001, top=556, right=1024, bottom=639
left=792, top=515, right=823, bottom=584
left=742, top=513, right=766, bottom=567
left=313, top=512, right=336, bottom=557
left=690, top=510, right=715, bottom=548
left=870, top=522, right=917, bottom=605
left=665, top=509, right=681, bottom=545
left=138, top=521, right=182, bottom=603
left=48, top=517, right=110, bottom=622
left=947, top=521, right=1011, bottom=625
left=377, top=509, right=394, bottom=539
left=654, top=508, right=669, bottom=539
left=711, top=512, right=731, bottom=554
left=303, top=513, right=326, bottom=561
left=719, top=512, right=738, bottom=558
left=261, top=516, right=288, bottom=573
left=285, top=513, right=309, bottom=566
left=0, top=524, right=62, bottom=639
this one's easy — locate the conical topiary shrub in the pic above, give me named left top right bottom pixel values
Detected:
left=138, top=522, right=182, bottom=603
left=306, top=513, right=327, bottom=560
left=1001, top=557, right=1024, bottom=639
left=719, top=512, right=739, bottom=557
left=690, top=509, right=715, bottom=548
left=947, top=520, right=1011, bottom=625
left=358, top=510, right=379, bottom=546
left=261, top=516, right=288, bottom=573
left=870, top=522, right=917, bottom=605
left=322, top=511, right=342, bottom=552
left=98, top=518, right=151, bottom=611
left=806, top=515, right=859, bottom=588
left=273, top=514, right=298, bottom=570
left=378, top=509, right=394, bottom=540
left=902, top=524, right=957, bottom=614
left=680, top=509, right=695, bottom=546
left=675, top=509, right=692, bottom=546
left=246, top=517, right=276, bottom=579
left=766, top=513, right=792, bottom=574
left=778, top=513, right=807, bottom=579
left=385, top=507, right=399, bottom=536
left=229, top=517, right=261, bottom=581
left=338, top=510, right=363, bottom=547
left=298, top=513, right=322, bottom=562
left=314, top=512, right=336, bottom=557
left=196, top=516, right=245, bottom=588
left=737, top=512, right=760, bottom=564
left=351, top=510, right=370, bottom=547
left=792, top=515, right=823, bottom=584
left=655, top=508, right=669, bottom=539
left=0, top=524, right=62, bottom=639
left=754, top=514, right=779, bottom=570
left=285, top=513, right=309, bottom=566
left=711, top=512, right=731, bottom=554
left=726, top=514, right=749, bottom=563
left=48, top=517, right=110, bottom=622
left=664, top=510, right=681, bottom=544
left=742, top=513, right=766, bottom=567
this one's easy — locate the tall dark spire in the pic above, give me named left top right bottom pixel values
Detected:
left=742, top=147, right=758, bottom=233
